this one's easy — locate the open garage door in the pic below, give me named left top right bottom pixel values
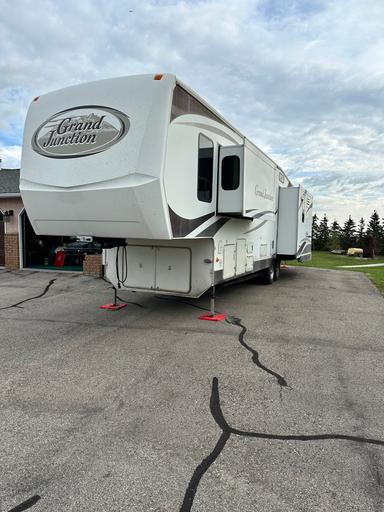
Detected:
left=0, top=212, right=4, bottom=266
left=20, top=210, right=85, bottom=271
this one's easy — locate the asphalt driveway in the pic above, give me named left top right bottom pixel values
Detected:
left=0, top=266, right=383, bottom=512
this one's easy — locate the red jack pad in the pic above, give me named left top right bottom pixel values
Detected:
left=100, top=303, right=127, bottom=311
left=198, top=313, right=226, bottom=322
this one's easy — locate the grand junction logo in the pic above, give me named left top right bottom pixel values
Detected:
left=32, top=106, right=130, bottom=158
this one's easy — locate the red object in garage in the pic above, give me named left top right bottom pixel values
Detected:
left=53, top=250, right=65, bottom=267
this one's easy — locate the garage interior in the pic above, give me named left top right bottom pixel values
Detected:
left=20, top=210, right=83, bottom=271
left=0, top=211, right=4, bottom=266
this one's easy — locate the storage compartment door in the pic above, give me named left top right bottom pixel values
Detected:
left=155, top=247, right=191, bottom=293
left=218, top=145, right=244, bottom=215
left=126, top=246, right=156, bottom=289
left=223, top=244, right=236, bottom=279
left=235, top=239, right=246, bottom=275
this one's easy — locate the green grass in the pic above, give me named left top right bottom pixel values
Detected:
left=288, top=251, right=384, bottom=295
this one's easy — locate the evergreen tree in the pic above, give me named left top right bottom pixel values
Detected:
left=357, top=217, right=365, bottom=247
left=367, top=210, right=383, bottom=254
left=312, top=214, right=320, bottom=250
left=317, top=214, right=329, bottom=250
left=328, top=220, right=341, bottom=250
left=340, top=215, right=357, bottom=249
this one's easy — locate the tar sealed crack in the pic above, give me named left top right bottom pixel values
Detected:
left=180, top=377, right=384, bottom=511
left=6, top=495, right=41, bottom=512
left=0, top=279, right=56, bottom=310
left=226, top=315, right=288, bottom=388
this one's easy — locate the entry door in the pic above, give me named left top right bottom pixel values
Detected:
left=218, top=145, right=244, bottom=215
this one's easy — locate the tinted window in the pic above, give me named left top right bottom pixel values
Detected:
left=197, top=134, right=214, bottom=202
left=171, top=85, right=223, bottom=124
left=221, top=155, right=240, bottom=190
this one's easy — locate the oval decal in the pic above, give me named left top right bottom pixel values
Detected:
left=32, top=105, right=130, bottom=158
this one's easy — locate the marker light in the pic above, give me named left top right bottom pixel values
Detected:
left=33, top=96, right=40, bottom=102
left=154, top=74, right=163, bottom=80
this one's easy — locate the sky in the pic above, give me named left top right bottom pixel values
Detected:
left=0, top=0, right=383, bottom=223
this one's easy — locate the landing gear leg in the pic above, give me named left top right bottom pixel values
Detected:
left=210, top=285, right=216, bottom=317
left=198, top=285, right=226, bottom=322
left=99, top=286, right=127, bottom=311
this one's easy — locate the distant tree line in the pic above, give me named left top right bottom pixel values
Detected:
left=312, top=210, right=384, bottom=256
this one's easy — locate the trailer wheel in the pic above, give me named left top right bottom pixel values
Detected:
left=273, top=260, right=280, bottom=281
left=262, top=264, right=274, bottom=285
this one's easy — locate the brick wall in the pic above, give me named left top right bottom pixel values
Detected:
left=83, top=254, right=103, bottom=277
left=4, top=233, right=19, bottom=270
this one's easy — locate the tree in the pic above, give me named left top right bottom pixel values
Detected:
left=367, top=210, right=383, bottom=255
left=340, top=215, right=357, bottom=250
left=357, top=217, right=365, bottom=247
left=317, top=214, right=329, bottom=250
left=312, top=214, right=320, bottom=250
left=328, top=220, right=341, bottom=250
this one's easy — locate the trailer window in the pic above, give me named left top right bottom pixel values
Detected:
left=197, top=134, right=214, bottom=202
left=221, top=155, right=240, bottom=190
left=171, top=85, right=223, bottom=124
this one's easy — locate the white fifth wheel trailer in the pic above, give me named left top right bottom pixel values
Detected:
left=20, top=73, right=312, bottom=299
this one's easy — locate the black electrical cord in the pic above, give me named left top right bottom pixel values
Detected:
left=115, top=246, right=129, bottom=289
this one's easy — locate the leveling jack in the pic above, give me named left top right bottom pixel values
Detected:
left=198, top=286, right=226, bottom=322
left=100, top=287, right=127, bottom=311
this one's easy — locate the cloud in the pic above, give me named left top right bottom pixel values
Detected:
left=0, top=0, right=383, bottom=222
left=0, top=144, right=21, bottom=168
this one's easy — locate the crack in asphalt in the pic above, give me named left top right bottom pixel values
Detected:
left=6, top=495, right=41, bottom=512
left=226, top=315, right=288, bottom=389
left=180, top=377, right=384, bottom=511
left=153, top=298, right=287, bottom=389
left=0, top=279, right=56, bottom=310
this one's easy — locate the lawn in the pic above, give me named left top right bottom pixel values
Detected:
left=287, top=251, right=384, bottom=295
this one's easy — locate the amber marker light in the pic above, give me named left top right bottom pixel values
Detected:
left=153, top=74, right=163, bottom=80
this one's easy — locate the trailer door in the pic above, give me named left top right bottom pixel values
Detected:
left=218, top=145, right=244, bottom=215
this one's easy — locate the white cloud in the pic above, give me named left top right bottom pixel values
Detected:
left=0, top=0, right=384, bottom=222
left=0, top=145, right=22, bottom=168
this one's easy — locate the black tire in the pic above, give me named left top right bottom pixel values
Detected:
left=273, top=260, right=280, bottom=281
left=262, top=263, right=274, bottom=285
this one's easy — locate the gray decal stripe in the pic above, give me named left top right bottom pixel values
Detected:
left=197, top=218, right=229, bottom=237
left=252, top=210, right=275, bottom=219
left=244, top=220, right=268, bottom=234
left=168, top=207, right=214, bottom=237
left=176, top=121, right=239, bottom=144
left=297, top=241, right=306, bottom=255
left=245, top=209, right=275, bottom=217
left=297, top=241, right=311, bottom=256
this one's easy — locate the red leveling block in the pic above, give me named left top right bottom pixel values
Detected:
left=100, top=287, right=127, bottom=311
left=198, top=313, right=226, bottom=322
left=99, top=303, right=127, bottom=311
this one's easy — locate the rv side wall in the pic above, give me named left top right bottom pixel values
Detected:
left=105, top=238, right=214, bottom=298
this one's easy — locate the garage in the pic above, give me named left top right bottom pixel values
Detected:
left=20, top=210, right=85, bottom=271
left=0, top=211, right=4, bottom=266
